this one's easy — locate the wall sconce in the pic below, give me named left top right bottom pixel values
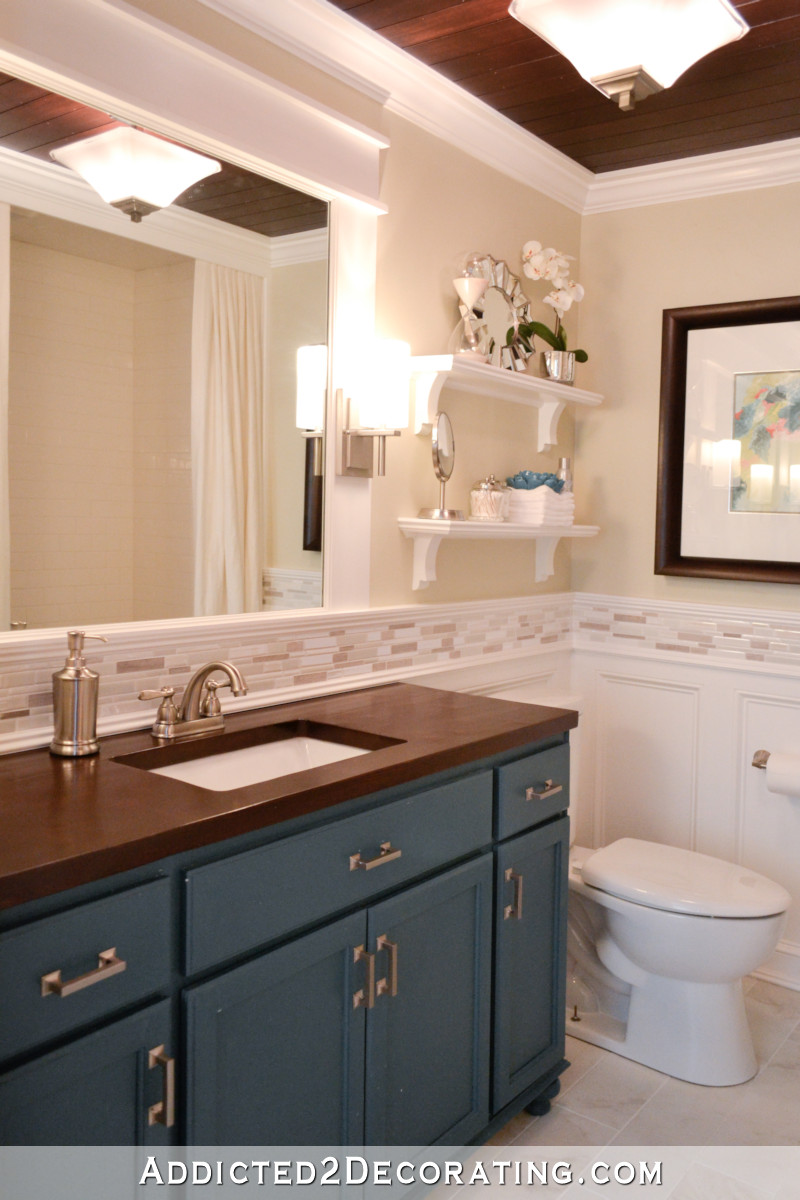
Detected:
left=296, top=344, right=327, bottom=477
left=336, top=340, right=410, bottom=477
left=508, top=0, right=748, bottom=111
left=50, top=127, right=222, bottom=221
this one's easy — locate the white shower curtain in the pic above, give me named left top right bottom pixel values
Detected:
left=0, top=204, right=10, bottom=632
left=191, top=262, right=266, bottom=615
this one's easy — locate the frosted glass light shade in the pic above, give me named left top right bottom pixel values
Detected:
left=51, top=127, right=221, bottom=218
left=355, top=340, right=410, bottom=430
left=296, top=344, right=328, bottom=430
left=508, top=0, right=748, bottom=93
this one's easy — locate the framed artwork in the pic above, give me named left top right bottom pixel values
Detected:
left=655, top=295, right=800, bottom=583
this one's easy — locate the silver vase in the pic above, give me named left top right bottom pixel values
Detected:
left=541, top=349, right=575, bottom=384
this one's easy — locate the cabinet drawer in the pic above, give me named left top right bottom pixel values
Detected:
left=185, top=771, right=492, bottom=974
left=496, top=743, right=569, bottom=840
left=0, top=879, right=172, bottom=1063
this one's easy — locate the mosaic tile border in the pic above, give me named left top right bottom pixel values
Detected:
left=573, top=593, right=800, bottom=670
left=3, top=592, right=800, bottom=754
left=0, top=594, right=572, bottom=752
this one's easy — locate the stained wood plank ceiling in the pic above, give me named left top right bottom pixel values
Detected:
left=326, top=0, right=800, bottom=172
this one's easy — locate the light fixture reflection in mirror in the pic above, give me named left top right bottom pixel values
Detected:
left=418, top=412, right=463, bottom=520
left=3, top=111, right=329, bottom=629
left=50, top=127, right=222, bottom=222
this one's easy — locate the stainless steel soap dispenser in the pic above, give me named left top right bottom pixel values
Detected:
left=50, top=630, right=108, bottom=757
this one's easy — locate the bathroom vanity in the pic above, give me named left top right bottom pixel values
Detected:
left=0, top=683, right=574, bottom=1147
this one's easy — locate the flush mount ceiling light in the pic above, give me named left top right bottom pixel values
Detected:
left=508, top=0, right=749, bottom=111
left=50, top=126, right=222, bottom=221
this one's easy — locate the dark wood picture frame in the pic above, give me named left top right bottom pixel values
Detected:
left=655, top=295, right=800, bottom=584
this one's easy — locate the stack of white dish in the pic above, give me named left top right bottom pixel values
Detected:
left=506, top=487, right=574, bottom=526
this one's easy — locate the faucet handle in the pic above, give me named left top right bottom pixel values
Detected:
left=138, top=687, right=176, bottom=702
left=200, top=678, right=235, bottom=717
left=138, top=687, right=180, bottom=739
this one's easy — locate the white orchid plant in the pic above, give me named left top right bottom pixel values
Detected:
left=515, top=240, right=588, bottom=362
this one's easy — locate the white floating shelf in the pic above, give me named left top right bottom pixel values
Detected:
left=398, top=517, right=600, bottom=590
left=411, top=354, right=602, bottom=451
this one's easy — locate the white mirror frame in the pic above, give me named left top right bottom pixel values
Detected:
left=0, top=0, right=388, bottom=650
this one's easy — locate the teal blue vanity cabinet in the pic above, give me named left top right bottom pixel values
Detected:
left=0, top=686, right=574, bottom=1148
left=185, top=856, right=493, bottom=1146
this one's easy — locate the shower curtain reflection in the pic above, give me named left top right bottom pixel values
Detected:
left=191, top=261, right=267, bottom=616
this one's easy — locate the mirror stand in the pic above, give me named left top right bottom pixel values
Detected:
left=418, top=411, right=463, bottom=520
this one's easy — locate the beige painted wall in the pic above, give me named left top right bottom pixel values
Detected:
left=577, top=183, right=800, bottom=611
left=369, top=112, right=584, bottom=607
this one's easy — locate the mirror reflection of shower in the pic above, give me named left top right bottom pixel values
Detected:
left=418, top=412, right=463, bottom=520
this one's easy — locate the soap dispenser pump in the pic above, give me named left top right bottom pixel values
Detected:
left=50, top=631, right=108, bottom=757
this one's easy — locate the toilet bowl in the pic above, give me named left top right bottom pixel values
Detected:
left=567, top=838, right=790, bottom=1086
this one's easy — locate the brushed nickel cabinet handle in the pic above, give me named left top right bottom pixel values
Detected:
left=504, top=868, right=524, bottom=920
left=349, top=841, right=403, bottom=872
left=353, top=944, right=376, bottom=1010
left=376, top=934, right=399, bottom=999
left=148, top=1045, right=176, bottom=1128
left=40, top=947, right=127, bottom=998
left=525, top=780, right=563, bottom=801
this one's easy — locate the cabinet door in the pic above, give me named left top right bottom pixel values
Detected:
left=493, top=816, right=569, bottom=1112
left=0, top=999, right=174, bottom=1146
left=184, top=911, right=366, bottom=1145
left=364, top=855, right=493, bottom=1146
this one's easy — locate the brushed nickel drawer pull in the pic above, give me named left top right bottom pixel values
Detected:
left=376, top=934, right=399, bottom=999
left=349, top=841, right=402, bottom=872
left=525, top=780, right=563, bottom=802
left=148, top=1045, right=176, bottom=1128
left=504, top=868, right=524, bottom=920
left=40, top=947, right=127, bottom=998
left=353, top=944, right=376, bottom=1010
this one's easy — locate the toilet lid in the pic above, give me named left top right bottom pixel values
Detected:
left=581, top=839, right=791, bottom=917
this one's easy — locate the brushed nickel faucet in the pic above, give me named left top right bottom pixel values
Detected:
left=139, top=661, right=248, bottom=740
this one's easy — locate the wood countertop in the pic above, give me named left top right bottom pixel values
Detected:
left=0, top=682, right=577, bottom=910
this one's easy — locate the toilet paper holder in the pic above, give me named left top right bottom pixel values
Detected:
left=752, top=749, right=771, bottom=769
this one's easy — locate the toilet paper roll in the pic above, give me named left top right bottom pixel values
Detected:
left=765, top=752, right=800, bottom=798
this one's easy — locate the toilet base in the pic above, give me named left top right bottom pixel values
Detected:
left=567, top=976, right=758, bottom=1087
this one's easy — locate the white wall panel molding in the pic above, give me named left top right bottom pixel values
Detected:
left=734, top=690, right=800, bottom=989
left=593, top=671, right=700, bottom=851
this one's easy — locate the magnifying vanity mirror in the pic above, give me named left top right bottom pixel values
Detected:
left=0, top=75, right=330, bottom=631
left=418, top=412, right=463, bottom=520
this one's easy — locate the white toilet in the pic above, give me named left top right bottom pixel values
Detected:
left=568, top=837, right=791, bottom=1086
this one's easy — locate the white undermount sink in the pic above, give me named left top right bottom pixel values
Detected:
left=148, top=735, right=370, bottom=792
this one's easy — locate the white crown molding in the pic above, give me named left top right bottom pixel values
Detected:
left=270, top=228, right=328, bottom=266
left=196, top=0, right=594, bottom=214
left=198, top=0, right=800, bottom=216
left=0, top=145, right=325, bottom=274
left=583, top=136, right=800, bottom=214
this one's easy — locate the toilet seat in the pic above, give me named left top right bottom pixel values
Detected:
left=581, top=838, right=790, bottom=918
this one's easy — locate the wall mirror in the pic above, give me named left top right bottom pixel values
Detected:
left=462, top=255, right=532, bottom=372
left=0, top=74, right=330, bottom=632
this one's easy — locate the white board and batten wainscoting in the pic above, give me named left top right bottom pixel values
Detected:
left=418, top=593, right=800, bottom=996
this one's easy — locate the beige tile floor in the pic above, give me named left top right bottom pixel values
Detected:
left=486, top=979, right=800, bottom=1197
